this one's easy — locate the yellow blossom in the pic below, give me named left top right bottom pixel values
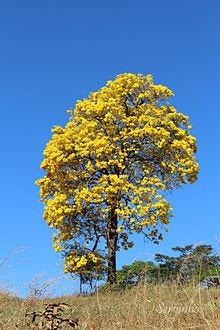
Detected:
left=36, top=73, right=199, bottom=279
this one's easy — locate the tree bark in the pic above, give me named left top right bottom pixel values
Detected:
left=106, top=210, right=118, bottom=286
left=79, top=273, right=83, bottom=295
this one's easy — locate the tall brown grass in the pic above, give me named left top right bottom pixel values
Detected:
left=0, top=282, right=219, bottom=329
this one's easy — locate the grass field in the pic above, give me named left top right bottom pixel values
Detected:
left=0, top=282, right=220, bottom=329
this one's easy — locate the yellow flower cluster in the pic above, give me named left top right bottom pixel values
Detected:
left=36, top=73, right=199, bottom=274
left=64, top=252, right=104, bottom=273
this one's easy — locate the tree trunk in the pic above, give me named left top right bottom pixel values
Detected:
left=107, top=210, right=118, bottom=286
left=79, top=273, right=83, bottom=295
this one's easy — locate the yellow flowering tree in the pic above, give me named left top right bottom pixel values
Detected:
left=36, top=73, right=199, bottom=285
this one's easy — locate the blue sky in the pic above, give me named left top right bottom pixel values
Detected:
left=0, top=0, right=219, bottom=297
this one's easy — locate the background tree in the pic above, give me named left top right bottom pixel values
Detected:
left=154, top=244, right=220, bottom=284
left=116, top=260, right=155, bottom=289
left=154, top=252, right=179, bottom=282
left=36, top=73, right=199, bottom=286
left=114, top=244, right=220, bottom=289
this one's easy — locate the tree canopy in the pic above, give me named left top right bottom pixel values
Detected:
left=36, top=73, right=199, bottom=284
left=114, top=244, right=220, bottom=290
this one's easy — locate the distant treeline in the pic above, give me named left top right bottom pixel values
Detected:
left=78, top=244, right=220, bottom=292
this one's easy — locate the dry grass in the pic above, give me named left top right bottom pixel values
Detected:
left=0, top=283, right=220, bottom=329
